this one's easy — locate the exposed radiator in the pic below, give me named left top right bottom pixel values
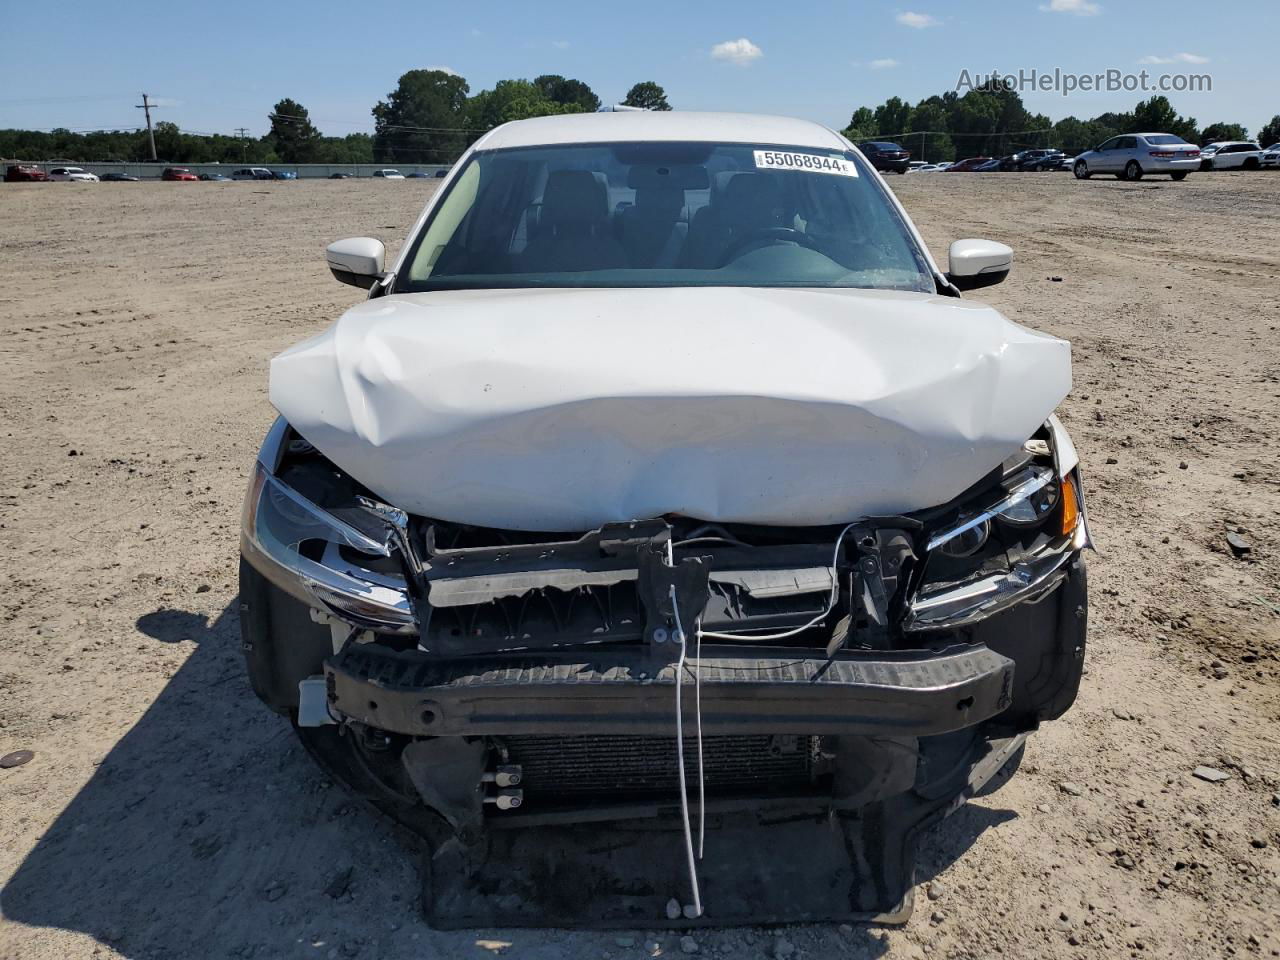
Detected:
left=500, top=734, right=825, bottom=803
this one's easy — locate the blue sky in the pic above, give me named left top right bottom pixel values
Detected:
left=1, top=0, right=1274, bottom=138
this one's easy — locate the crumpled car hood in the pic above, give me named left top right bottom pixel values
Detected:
left=270, top=287, right=1071, bottom=531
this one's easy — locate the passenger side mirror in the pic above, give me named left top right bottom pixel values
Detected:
left=326, top=237, right=386, bottom=289
left=946, top=239, right=1013, bottom=291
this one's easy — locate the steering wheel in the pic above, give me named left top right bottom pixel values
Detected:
left=717, top=227, right=824, bottom=267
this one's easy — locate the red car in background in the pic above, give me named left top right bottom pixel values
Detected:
left=162, top=167, right=198, bottom=181
left=5, top=164, right=49, bottom=182
left=947, top=157, right=995, bottom=172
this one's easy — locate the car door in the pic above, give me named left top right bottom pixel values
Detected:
left=1092, top=138, right=1119, bottom=172
left=1111, top=137, right=1138, bottom=172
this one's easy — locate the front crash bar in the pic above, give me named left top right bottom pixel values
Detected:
left=324, top=642, right=1015, bottom=737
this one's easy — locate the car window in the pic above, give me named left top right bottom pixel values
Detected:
left=1143, top=135, right=1186, bottom=145
left=397, top=140, right=935, bottom=295
left=1098, top=138, right=1119, bottom=151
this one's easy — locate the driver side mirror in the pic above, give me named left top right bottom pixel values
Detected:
left=946, top=239, right=1013, bottom=291
left=326, top=237, right=386, bottom=289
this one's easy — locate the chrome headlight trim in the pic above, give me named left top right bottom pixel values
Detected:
left=241, top=459, right=415, bottom=633
left=904, top=545, right=1074, bottom=631
left=926, top=466, right=1056, bottom=553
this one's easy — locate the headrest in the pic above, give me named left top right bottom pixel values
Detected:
left=718, top=173, right=785, bottom=227
left=541, top=170, right=608, bottom=227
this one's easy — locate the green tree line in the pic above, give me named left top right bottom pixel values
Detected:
left=0, top=76, right=670, bottom=164
left=5, top=71, right=1274, bottom=166
left=844, top=78, right=1280, bottom=162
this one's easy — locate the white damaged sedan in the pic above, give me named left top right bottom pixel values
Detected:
left=239, top=112, right=1090, bottom=926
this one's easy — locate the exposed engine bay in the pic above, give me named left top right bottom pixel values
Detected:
left=240, top=417, right=1088, bottom=926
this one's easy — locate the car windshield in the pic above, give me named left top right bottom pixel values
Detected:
left=397, top=141, right=934, bottom=294
left=1144, top=135, right=1188, bottom=145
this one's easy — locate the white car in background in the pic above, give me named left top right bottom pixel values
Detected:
left=1203, top=142, right=1263, bottom=171
left=371, top=168, right=405, bottom=179
left=47, top=166, right=99, bottom=182
left=1261, top=144, right=1280, bottom=168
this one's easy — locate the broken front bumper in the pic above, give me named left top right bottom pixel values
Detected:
left=324, top=642, right=1015, bottom=738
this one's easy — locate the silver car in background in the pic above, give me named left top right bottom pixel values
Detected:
left=1073, top=133, right=1200, bottom=181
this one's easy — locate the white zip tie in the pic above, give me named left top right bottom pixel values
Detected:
left=669, top=583, right=703, bottom=918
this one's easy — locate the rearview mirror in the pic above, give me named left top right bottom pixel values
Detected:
left=946, top=239, right=1012, bottom=292
left=326, top=237, right=385, bottom=289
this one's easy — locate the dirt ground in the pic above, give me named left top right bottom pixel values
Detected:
left=1, top=171, right=1278, bottom=960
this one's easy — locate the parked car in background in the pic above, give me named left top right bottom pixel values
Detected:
left=328, top=172, right=353, bottom=179
left=974, top=159, right=1002, bottom=171
left=947, top=157, right=993, bottom=172
left=199, top=172, right=232, bottom=181
left=232, top=167, right=274, bottom=181
left=856, top=141, right=911, bottom=174
left=1035, top=153, right=1074, bottom=172
left=1202, top=142, right=1263, bottom=171
left=6, top=164, right=49, bottom=182
left=100, top=172, right=140, bottom=182
left=433, top=168, right=448, bottom=177
left=48, top=166, right=99, bottom=182
left=371, top=168, right=405, bottom=179
left=907, top=163, right=944, bottom=173
left=406, top=171, right=434, bottom=178
left=271, top=170, right=298, bottom=180
left=1198, top=143, right=1224, bottom=169
left=161, top=167, right=198, bottom=181
left=1072, top=133, right=1199, bottom=181
left=1261, top=144, right=1280, bottom=169
left=1014, top=149, right=1069, bottom=171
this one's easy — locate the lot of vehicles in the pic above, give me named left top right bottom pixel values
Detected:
left=241, top=110, right=1090, bottom=926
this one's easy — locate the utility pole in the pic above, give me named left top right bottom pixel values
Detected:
left=235, top=127, right=249, bottom=162
left=135, top=93, right=162, bottom=160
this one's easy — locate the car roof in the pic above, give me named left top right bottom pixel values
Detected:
left=474, top=111, right=846, bottom=152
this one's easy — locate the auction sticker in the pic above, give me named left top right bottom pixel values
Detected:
left=753, top=150, right=858, bottom=177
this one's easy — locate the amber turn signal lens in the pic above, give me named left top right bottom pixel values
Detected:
left=1060, top=475, right=1080, bottom=537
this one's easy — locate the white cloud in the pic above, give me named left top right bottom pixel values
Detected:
left=895, top=11, right=939, bottom=28
left=1039, top=0, right=1101, bottom=14
left=427, top=65, right=460, bottom=76
left=1138, top=52, right=1210, bottom=64
left=869, top=58, right=900, bottom=69
left=710, top=37, right=763, bottom=66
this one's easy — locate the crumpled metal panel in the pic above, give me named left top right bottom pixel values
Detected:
left=271, top=286, right=1070, bottom=530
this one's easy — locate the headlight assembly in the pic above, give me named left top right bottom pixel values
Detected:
left=927, top=465, right=1058, bottom=553
left=240, top=461, right=415, bottom=633
left=908, top=463, right=1087, bottom=632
